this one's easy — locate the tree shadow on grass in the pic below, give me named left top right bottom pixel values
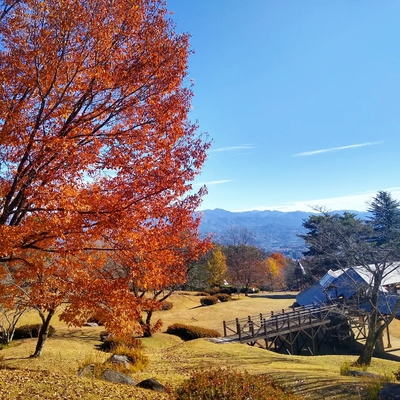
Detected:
left=276, top=372, right=368, bottom=400
left=373, top=348, right=400, bottom=362
left=56, top=327, right=102, bottom=341
left=249, top=293, right=298, bottom=300
left=189, top=305, right=204, bottom=310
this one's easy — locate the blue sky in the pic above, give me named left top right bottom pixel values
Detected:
left=167, top=1, right=400, bottom=212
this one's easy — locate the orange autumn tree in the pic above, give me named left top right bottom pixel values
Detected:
left=0, top=0, right=210, bottom=356
left=62, top=226, right=211, bottom=338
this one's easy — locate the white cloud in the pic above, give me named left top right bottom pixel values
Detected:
left=292, top=141, right=383, bottom=157
left=238, top=187, right=400, bottom=213
left=210, top=144, right=254, bottom=152
left=194, top=179, right=232, bottom=187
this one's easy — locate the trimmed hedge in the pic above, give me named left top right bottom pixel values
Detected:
left=166, top=323, right=221, bottom=341
left=200, top=295, right=218, bottom=306
left=176, top=367, right=301, bottom=400
left=215, top=293, right=231, bottom=302
left=13, top=324, right=56, bottom=340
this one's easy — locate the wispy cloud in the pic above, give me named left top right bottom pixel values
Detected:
left=292, top=141, right=383, bottom=157
left=194, top=179, right=233, bottom=187
left=237, top=187, right=400, bottom=213
left=210, top=144, right=254, bottom=153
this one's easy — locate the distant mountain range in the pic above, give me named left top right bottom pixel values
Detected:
left=198, top=208, right=369, bottom=259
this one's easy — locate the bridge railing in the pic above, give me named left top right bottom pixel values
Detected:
left=223, top=304, right=339, bottom=341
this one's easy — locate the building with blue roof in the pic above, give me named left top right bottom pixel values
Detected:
left=296, top=263, right=400, bottom=317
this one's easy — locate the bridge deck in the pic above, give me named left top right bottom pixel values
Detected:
left=222, top=304, right=339, bottom=344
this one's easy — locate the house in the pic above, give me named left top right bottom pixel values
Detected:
left=296, top=262, right=400, bottom=317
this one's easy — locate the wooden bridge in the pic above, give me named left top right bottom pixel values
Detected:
left=221, top=304, right=361, bottom=355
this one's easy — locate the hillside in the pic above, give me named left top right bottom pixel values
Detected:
left=199, top=209, right=369, bottom=258
left=2, top=292, right=399, bottom=399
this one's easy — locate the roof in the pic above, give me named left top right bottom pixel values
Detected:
left=296, top=261, right=400, bottom=315
left=296, top=283, right=326, bottom=306
left=319, top=269, right=343, bottom=288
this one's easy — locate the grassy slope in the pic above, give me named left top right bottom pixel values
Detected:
left=1, top=292, right=399, bottom=399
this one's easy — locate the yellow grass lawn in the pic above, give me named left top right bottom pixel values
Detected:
left=1, top=291, right=399, bottom=399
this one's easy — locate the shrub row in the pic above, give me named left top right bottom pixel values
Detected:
left=200, top=292, right=232, bottom=306
left=197, top=286, right=261, bottom=296
left=13, top=324, right=56, bottom=340
left=175, top=367, right=300, bottom=399
left=200, top=296, right=218, bottom=306
left=166, top=323, right=220, bottom=341
left=204, top=286, right=235, bottom=295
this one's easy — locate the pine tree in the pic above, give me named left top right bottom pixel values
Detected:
left=368, top=190, right=400, bottom=246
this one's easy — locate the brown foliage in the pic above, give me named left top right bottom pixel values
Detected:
left=176, top=367, right=301, bottom=399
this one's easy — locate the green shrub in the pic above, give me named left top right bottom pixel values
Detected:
left=176, top=367, right=300, bottom=399
left=215, top=293, right=231, bottom=302
left=13, top=324, right=56, bottom=340
left=339, top=361, right=351, bottom=376
left=219, top=287, right=234, bottom=295
left=160, top=300, right=173, bottom=311
left=200, top=295, right=218, bottom=306
left=240, top=287, right=260, bottom=294
left=166, top=323, right=220, bottom=341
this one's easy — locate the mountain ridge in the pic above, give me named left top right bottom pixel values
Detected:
left=198, top=208, right=369, bottom=258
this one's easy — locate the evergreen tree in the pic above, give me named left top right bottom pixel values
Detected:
left=300, top=192, right=400, bottom=366
left=368, top=190, right=400, bottom=246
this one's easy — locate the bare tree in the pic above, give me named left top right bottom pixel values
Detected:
left=225, top=244, right=265, bottom=295
left=301, top=192, right=400, bottom=366
left=223, top=226, right=255, bottom=246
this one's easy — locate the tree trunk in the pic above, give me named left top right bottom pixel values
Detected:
left=356, top=331, right=375, bottom=366
left=31, top=309, right=55, bottom=358
left=374, top=319, right=385, bottom=352
left=355, top=299, right=379, bottom=365
left=139, top=311, right=153, bottom=338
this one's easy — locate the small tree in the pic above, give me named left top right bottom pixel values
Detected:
left=0, top=300, right=27, bottom=345
left=260, top=253, right=287, bottom=291
left=225, top=244, right=265, bottom=295
left=206, top=245, right=228, bottom=287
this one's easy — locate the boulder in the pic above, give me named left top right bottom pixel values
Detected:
left=101, top=369, right=136, bottom=386
left=100, top=332, right=111, bottom=342
left=84, top=322, right=99, bottom=327
left=379, top=384, right=400, bottom=400
left=348, top=370, right=380, bottom=379
left=136, top=378, right=166, bottom=392
left=107, top=354, right=131, bottom=369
